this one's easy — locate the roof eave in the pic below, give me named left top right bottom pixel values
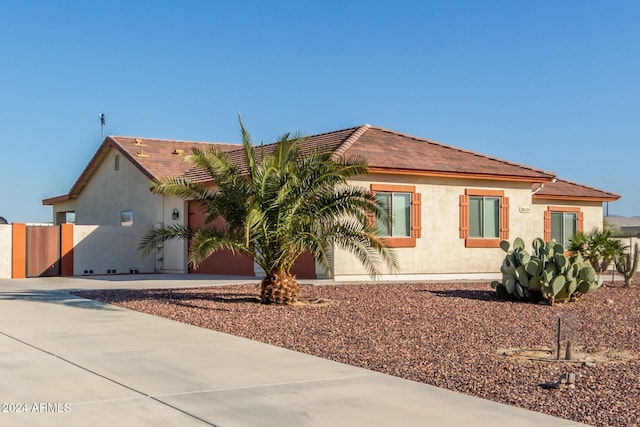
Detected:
left=42, top=194, right=71, bottom=206
left=533, top=194, right=621, bottom=202
left=367, top=167, right=555, bottom=183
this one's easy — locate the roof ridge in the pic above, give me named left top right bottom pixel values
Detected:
left=110, top=135, right=239, bottom=146
left=368, top=126, right=556, bottom=178
left=331, top=124, right=371, bottom=160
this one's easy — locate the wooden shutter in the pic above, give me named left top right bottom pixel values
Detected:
left=411, top=192, right=421, bottom=239
left=544, top=210, right=551, bottom=241
left=500, top=196, right=509, bottom=240
left=577, top=211, right=584, bottom=233
left=459, top=194, right=469, bottom=239
left=367, top=190, right=376, bottom=228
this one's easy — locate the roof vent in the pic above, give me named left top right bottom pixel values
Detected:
left=172, top=149, right=184, bottom=155
left=136, top=148, right=149, bottom=158
left=133, top=138, right=146, bottom=146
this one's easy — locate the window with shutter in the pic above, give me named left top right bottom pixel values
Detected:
left=545, top=207, right=582, bottom=247
left=371, top=184, right=421, bottom=248
left=459, top=189, right=509, bottom=248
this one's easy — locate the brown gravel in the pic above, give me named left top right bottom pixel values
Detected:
left=75, top=278, right=640, bottom=427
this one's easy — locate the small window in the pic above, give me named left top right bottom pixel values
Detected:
left=370, top=184, right=421, bottom=248
left=544, top=207, right=583, bottom=247
left=469, top=196, right=500, bottom=238
left=551, top=212, right=576, bottom=248
left=376, top=192, right=411, bottom=237
left=114, top=154, right=120, bottom=171
left=459, top=189, right=509, bottom=248
left=120, top=210, right=133, bottom=226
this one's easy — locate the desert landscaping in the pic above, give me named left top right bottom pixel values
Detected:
left=76, top=275, right=640, bottom=427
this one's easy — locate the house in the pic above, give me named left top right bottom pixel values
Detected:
left=604, top=216, right=640, bottom=237
left=43, top=125, right=620, bottom=281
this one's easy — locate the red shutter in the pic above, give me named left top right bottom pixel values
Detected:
left=544, top=210, right=551, bottom=241
left=367, top=191, right=376, bottom=228
left=459, top=194, right=469, bottom=239
left=577, top=211, right=584, bottom=233
left=411, top=192, right=421, bottom=239
left=500, top=196, right=509, bottom=240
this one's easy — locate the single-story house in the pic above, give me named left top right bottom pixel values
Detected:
left=43, top=124, right=620, bottom=281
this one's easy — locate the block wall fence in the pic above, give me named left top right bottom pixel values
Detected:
left=0, top=223, right=155, bottom=279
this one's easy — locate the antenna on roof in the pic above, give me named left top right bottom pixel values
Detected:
left=99, top=113, right=106, bottom=140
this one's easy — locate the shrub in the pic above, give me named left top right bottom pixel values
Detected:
left=492, top=237, right=602, bottom=305
left=568, top=228, right=625, bottom=272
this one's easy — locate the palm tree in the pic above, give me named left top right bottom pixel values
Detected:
left=139, top=120, right=397, bottom=304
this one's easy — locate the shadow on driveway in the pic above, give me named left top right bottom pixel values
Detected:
left=0, top=289, right=119, bottom=310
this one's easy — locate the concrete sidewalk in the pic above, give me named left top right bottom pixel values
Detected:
left=0, top=275, right=589, bottom=427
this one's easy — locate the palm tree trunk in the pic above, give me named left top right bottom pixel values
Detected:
left=260, top=270, right=299, bottom=304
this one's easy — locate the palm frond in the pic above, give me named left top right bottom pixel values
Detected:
left=139, top=224, right=193, bottom=258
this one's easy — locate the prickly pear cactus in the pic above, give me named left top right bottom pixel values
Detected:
left=492, top=238, right=602, bottom=304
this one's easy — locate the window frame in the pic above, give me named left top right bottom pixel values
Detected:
left=370, top=184, right=421, bottom=248
left=544, top=206, right=583, bottom=246
left=459, top=189, right=509, bottom=248
left=120, top=210, right=133, bottom=227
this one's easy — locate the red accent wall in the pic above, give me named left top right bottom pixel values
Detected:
left=291, top=251, right=317, bottom=279
left=187, top=202, right=255, bottom=276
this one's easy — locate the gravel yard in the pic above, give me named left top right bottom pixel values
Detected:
left=75, top=278, right=640, bottom=427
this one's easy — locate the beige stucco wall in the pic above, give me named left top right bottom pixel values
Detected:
left=73, top=225, right=156, bottom=275
left=50, top=148, right=189, bottom=273
left=0, top=225, right=11, bottom=278
left=332, top=175, right=604, bottom=281
left=52, top=148, right=163, bottom=226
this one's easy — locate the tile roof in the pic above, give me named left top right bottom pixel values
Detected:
left=532, top=178, right=620, bottom=202
left=43, top=125, right=618, bottom=204
left=183, top=126, right=366, bottom=181
left=43, top=136, right=240, bottom=203
left=341, top=126, right=555, bottom=181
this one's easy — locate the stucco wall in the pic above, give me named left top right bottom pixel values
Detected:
left=49, top=149, right=189, bottom=273
left=73, top=225, right=156, bottom=275
left=0, top=225, right=11, bottom=278
left=51, top=148, right=163, bottom=226
left=333, top=175, right=604, bottom=281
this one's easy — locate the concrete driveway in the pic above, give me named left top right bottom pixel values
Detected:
left=0, top=275, right=590, bottom=426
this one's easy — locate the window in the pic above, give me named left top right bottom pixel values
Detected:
left=120, top=210, right=133, bottom=227
left=544, top=207, right=583, bottom=247
left=371, top=184, right=421, bottom=248
left=469, top=196, right=500, bottom=238
left=459, top=189, right=509, bottom=248
left=376, top=192, right=411, bottom=237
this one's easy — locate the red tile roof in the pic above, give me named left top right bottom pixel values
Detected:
left=43, top=136, right=240, bottom=204
left=183, top=126, right=367, bottom=181
left=532, top=178, right=620, bottom=202
left=342, top=126, right=555, bottom=181
left=43, top=125, right=619, bottom=204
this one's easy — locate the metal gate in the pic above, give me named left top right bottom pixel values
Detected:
left=26, top=226, right=61, bottom=277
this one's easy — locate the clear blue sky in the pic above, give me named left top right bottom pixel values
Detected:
left=1, top=0, right=638, bottom=223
